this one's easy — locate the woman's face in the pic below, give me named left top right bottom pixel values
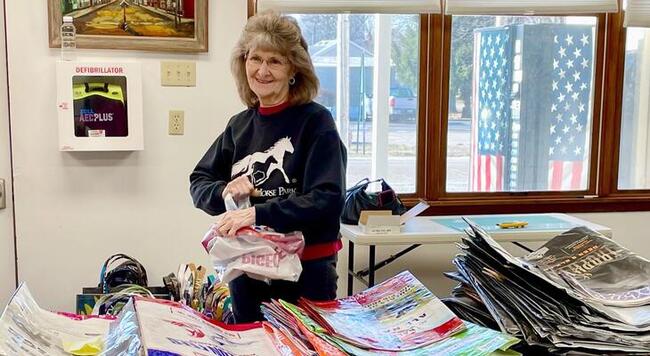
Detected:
left=245, top=48, right=293, bottom=107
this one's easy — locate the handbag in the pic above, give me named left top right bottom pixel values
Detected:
left=341, top=178, right=407, bottom=224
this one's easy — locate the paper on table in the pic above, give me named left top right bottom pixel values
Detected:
left=400, top=201, right=430, bottom=225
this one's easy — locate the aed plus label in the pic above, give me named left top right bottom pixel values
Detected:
left=79, top=109, right=114, bottom=122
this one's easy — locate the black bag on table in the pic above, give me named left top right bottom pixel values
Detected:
left=341, top=178, right=407, bottom=225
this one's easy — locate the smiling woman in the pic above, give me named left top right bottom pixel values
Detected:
left=245, top=49, right=292, bottom=107
left=230, top=12, right=319, bottom=108
left=190, top=11, right=347, bottom=323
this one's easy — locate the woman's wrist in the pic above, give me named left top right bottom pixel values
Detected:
left=246, top=207, right=256, bottom=226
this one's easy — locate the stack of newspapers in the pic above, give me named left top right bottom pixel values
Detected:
left=444, top=219, right=650, bottom=354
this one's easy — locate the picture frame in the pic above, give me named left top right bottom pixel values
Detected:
left=56, top=61, right=144, bottom=151
left=48, top=1, right=208, bottom=53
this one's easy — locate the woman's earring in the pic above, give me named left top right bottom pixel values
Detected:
left=288, top=77, right=296, bottom=86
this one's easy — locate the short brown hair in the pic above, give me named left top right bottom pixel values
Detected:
left=231, top=11, right=319, bottom=108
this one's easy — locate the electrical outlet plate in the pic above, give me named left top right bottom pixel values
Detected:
left=161, top=61, right=196, bottom=87
left=168, top=110, right=184, bottom=135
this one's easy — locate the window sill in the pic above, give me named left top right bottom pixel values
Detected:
left=401, top=196, right=650, bottom=215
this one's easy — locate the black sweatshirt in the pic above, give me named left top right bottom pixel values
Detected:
left=190, top=102, right=347, bottom=247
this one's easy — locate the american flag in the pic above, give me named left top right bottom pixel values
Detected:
left=547, top=27, right=592, bottom=190
left=471, top=28, right=512, bottom=192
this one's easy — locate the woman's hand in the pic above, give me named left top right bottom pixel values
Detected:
left=222, top=175, right=255, bottom=202
left=214, top=207, right=256, bottom=237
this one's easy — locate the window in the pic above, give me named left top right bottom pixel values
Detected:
left=251, top=0, right=650, bottom=213
left=618, top=28, right=650, bottom=189
left=447, top=16, right=597, bottom=193
left=289, top=14, right=420, bottom=193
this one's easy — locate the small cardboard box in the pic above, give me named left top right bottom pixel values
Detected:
left=358, top=201, right=430, bottom=234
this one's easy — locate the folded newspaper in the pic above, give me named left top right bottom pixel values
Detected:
left=444, top=220, right=650, bottom=354
left=522, top=226, right=650, bottom=307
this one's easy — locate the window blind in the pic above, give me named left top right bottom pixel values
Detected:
left=625, top=0, right=650, bottom=27
left=257, top=0, right=441, bottom=14
left=445, top=0, right=618, bottom=15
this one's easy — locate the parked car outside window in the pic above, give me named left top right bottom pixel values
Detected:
left=389, top=87, right=417, bottom=122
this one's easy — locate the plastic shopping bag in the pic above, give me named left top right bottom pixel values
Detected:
left=0, top=283, right=115, bottom=355
left=202, top=225, right=304, bottom=284
left=201, top=194, right=305, bottom=284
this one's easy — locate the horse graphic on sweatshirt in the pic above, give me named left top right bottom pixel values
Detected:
left=231, top=137, right=294, bottom=185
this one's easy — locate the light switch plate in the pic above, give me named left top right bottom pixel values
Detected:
left=169, top=110, right=184, bottom=135
left=161, top=61, right=196, bottom=87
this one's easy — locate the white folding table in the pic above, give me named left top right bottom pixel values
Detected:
left=340, top=213, right=612, bottom=295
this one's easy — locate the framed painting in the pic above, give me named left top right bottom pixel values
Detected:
left=48, top=0, right=208, bottom=52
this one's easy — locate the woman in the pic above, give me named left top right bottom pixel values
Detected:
left=189, top=11, right=347, bottom=323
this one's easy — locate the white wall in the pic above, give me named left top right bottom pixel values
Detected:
left=6, top=0, right=246, bottom=311
left=0, top=0, right=16, bottom=309
left=4, top=1, right=650, bottom=312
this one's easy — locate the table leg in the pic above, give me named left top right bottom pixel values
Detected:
left=347, top=240, right=354, bottom=296
left=368, top=245, right=375, bottom=287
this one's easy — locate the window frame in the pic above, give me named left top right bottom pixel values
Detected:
left=600, top=12, right=650, bottom=197
left=247, top=3, right=650, bottom=214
